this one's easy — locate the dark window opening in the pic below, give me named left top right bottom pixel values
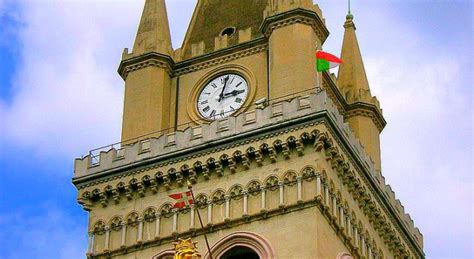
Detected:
left=221, top=27, right=236, bottom=37
left=220, top=246, right=259, bottom=259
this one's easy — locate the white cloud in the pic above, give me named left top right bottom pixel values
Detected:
left=0, top=1, right=142, bottom=157
left=0, top=204, right=87, bottom=259
left=0, top=0, right=196, bottom=158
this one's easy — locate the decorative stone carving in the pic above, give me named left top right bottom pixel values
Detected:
left=195, top=194, right=209, bottom=209
left=265, top=176, right=279, bottom=191
left=229, top=185, right=244, bottom=199
left=110, top=216, right=123, bottom=231
left=247, top=180, right=262, bottom=195
left=126, top=211, right=140, bottom=226
left=144, top=207, right=157, bottom=222
left=93, top=221, right=106, bottom=235
left=301, top=166, right=316, bottom=181
left=211, top=189, right=226, bottom=205
left=283, top=171, right=297, bottom=186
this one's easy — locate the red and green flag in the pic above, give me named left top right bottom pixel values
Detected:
left=316, top=51, right=342, bottom=72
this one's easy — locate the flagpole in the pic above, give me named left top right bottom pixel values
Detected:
left=187, top=182, right=213, bottom=259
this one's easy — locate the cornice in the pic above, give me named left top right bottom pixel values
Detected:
left=345, top=102, right=386, bottom=132
left=260, top=8, right=329, bottom=44
left=174, top=38, right=267, bottom=76
left=117, top=39, right=268, bottom=80
left=118, top=52, right=174, bottom=80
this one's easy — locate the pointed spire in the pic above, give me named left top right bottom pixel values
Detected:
left=337, top=12, right=373, bottom=103
left=133, top=0, right=173, bottom=56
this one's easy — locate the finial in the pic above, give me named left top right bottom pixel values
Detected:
left=346, top=0, right=354, bottom=20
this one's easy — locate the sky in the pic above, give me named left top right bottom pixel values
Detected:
left=0, top=0, right=472, bottom=258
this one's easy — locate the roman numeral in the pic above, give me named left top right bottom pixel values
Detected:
left=211, top=83, right=217, bottom=88
left=201, top=100, right=209, bottom=105
left=235, top=98, right=242, bottom=103
left=235, top=82, right=242, bottom=88
left=203, top=106, right=210, bottom=113
left=210, top=110, right=216, bottom=117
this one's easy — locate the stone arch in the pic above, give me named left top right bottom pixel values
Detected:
left=246, top=179, right=262, bottom=195
left=264, top=175, right=280, bottom=191
left=205, top=231, right=276, bottom=259
left=92, top=220, right=106, bottom=234
left=264, top=175, right=280, bottom=210
left=246, top=179, right=262, bottom=215
left=143, top=207, right=157, bottom=221
left=91, top=220, right=106, bottom=253
left=301, top=166, right=316, bottom=181
left=159, top=203, right=174, bottom=217
left=211, top=189, right=226, bottom=204
left=158, top=203, right=174, bottom=237
left=228, top=184, right=244, bottom=199
left=108, top=216, right=123, bottom=250
left=336, top=252, right=354, bottom=259
left=282, top=170, right=298, bottom=204
left=227, top=184, right=244, bottom=219
left=152, top=249, right=175, bottom=259
left=282, top=170, right=297, bottom=185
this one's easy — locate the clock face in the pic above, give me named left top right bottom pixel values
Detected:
left=197, top=73, right=249, bottom=120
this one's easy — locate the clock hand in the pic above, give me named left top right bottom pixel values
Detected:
left=223, top=89, right=245, bottom=98
left=218, top=76, right=230, bottom=102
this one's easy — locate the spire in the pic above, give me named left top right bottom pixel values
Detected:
left=337, top=12, right=374, bottom=104
left=132, top=0, right=173, bottom=56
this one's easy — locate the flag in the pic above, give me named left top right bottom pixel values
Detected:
left=169, top=191, right=194, bottom=209
left=316, top=51, right=342, bottom=72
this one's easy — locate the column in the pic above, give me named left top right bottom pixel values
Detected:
left=324, top=185, right=330, bottom=208
left=154, top=214, right=161, bottom=239
left=261, top=188, right=266, bottom=212
left=172, top=210, right=178, bottom=233
left=368, top=246, right=373, bottom=259
left=120, top=223, right=127, bottom=248
left=225, top=195, right=231, bottom=221
left=104, top=227, right=110, bottom=251
left=347, top=217, right=352, bottom=238
left=332, top=196, right=337, bottom=217
left=361, top=237, right=366, bottom=257
left=207, top=201, right=213, bottom=226
left=243, top=190, right=249, bottom=216
left=316, top=174, right=322, bottom=200
left=339, top=207, right=345, bottom=228
left=190, top=205, right=195, bottom=229
left=278, top=181, right=284, bottom=207
left=137, top=217, right=144, bottom=243
left=297, top=176, right=303, bottom=202
left=354, top=227, right=359, bottom=248
left=87, top=232, right=94, bottom=254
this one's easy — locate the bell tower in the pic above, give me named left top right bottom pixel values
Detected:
left=73, top=1, right=424, bottom=259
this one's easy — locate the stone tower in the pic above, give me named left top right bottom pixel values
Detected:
left=73, top=1, right=424, bottom=258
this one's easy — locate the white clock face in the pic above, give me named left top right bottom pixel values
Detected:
left=197, top=74, right=249, bottom=120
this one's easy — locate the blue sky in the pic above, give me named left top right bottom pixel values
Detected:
left=0, top=0, right=472, bottom=258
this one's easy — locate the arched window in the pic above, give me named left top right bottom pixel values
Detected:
left=221, top=246, right=259, bottom=259
left=206, top=231, right=275, bottom=259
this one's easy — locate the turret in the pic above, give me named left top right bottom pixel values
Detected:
left=261, top=0, right=329, bottom=100
left=337, top=13, right=386, bottom=172
left=118, top=0, right=175, bottom=142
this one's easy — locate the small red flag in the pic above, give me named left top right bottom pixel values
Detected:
left=168, top=191, right=194, bottom=209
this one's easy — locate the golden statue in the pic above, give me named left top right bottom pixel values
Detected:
left=173, top=238, right=202, bottom=259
